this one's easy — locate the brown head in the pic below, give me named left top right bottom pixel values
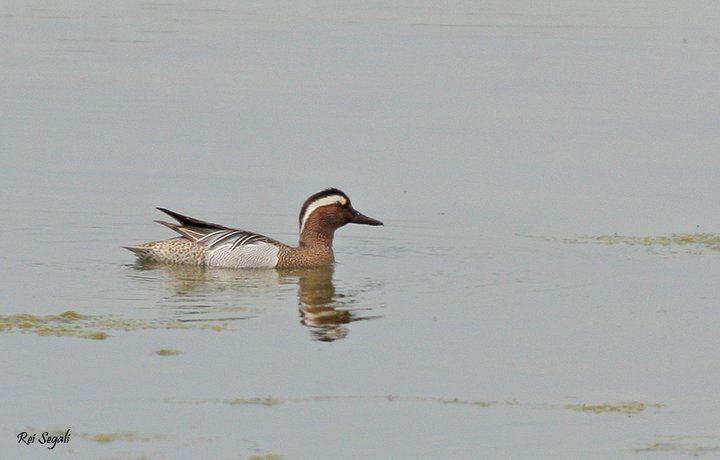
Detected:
left=298, top=188, right=383, bottom=247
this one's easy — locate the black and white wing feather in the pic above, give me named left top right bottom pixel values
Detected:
left=155, top=208, right=283, bottom=268
left=196, top=229, right=276, bottom=251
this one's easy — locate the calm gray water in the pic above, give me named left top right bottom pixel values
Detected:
left=3, top=2, right=720, bottom=459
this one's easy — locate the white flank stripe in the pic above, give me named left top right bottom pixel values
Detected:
left=206, top=242, right=279, bottom=268
left=300, top=195, right=347, bottom=233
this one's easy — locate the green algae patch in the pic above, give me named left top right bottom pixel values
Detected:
left=35, top=327, right=109, bottom=340
left=0, top=310, right=85, bottom=328
left=85, top=331, right=110, bottom=340
left=563, top=401, right=665, bottom=414
left=437, top=398, right=520, bottom=408
left=250, top=455, right=284, bottom=460
left=79, top=431, right=167, bottom=443
left=0, top=311, right=99, bottom=339
left=176, top=396, right=284, bottom=406
left=634, top=436, right=720, bottom=457
left=223, top=397, right=284, bottom=406
left=58, top=310, right=84, bottom=320
left=581, top=233, right=720, bottom=253
left=154, top=348, right=182, bottom=356
left=170, top=395, right=521, bottom=409
left=85, top=433, right=129, bottom=443
left=0, top=310, right=229, bottom=340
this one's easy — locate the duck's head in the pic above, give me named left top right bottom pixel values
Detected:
left=299, top=188, right=383, bottom=238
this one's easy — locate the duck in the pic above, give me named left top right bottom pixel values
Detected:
left=124, top=188, right=383, bottom=268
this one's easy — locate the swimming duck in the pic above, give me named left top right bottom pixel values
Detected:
left=125, top=188, right=383, bottom=268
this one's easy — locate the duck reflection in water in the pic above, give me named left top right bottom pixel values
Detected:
left=129, top=262, right=381, bottom=341
left=287, top=265, right=381, bottom=342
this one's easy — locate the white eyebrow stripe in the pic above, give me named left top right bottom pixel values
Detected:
left=300, top=195, right=347, bottom=233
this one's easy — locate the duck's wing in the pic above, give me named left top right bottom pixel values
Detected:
left=155, top=208, right=283, bottom=250
left=155, top=207, right=230, bottom=238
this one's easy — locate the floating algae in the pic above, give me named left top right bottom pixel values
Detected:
left=168, top=395, right=668, bottom=420
left=154, top=348, right=182, bottom=356
left=169, top=395, right=520, bottom=409
left=583, top=233, right=720, bottom=253
left=222, top=397, right=284, bottom=406
left=0, top=311, right=107, bottom=340
left=0, top=310, right=227, bottom=340
left=436, top=397, right=519, bottom=408
left=79, top=431, right=168, bottom=443
left=563, top=401, right=665, bottom=414
left=634, top=436, right=720, bottom=457
left=79, top=430, right=284, bottom=458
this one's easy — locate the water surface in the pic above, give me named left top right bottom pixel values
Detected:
left=2, top=1, right=720, bottom=458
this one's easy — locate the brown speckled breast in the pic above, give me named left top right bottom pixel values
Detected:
left=276, top=245, right=334, bottom=268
